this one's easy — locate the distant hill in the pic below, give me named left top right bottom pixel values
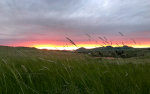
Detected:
left=75, top=47, right=89, bottom=53
left=76, top=46, right=133, bottom=53
left=75, top=46, right=150, bottom=58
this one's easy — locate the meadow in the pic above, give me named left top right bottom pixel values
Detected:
left=0, top=46, right=150, bottom=94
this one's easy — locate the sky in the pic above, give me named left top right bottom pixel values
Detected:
left=0, top=0, right=150, bottom=50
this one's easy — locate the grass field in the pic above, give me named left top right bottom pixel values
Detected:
left=0, top=46, right=150, bottom=94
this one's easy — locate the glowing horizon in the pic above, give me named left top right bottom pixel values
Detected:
left=6, top=41, right=150, bottom=50
left=29, top=43, right=150, bottom=50
left=34, top=44, right=150, bottom=50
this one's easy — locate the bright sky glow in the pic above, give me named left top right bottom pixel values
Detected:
left=0, top=0, right=150, bottom=50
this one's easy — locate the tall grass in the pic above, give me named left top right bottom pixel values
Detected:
left=0, top=47, right=150, bottom=94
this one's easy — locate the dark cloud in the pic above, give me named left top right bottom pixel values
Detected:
left=0, top=0, right=150, bottom=45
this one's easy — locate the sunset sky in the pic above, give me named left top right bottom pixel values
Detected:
left=0, top=0, right=150, bottom=50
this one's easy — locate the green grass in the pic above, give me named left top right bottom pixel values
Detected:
left=0, top=46, right=150, bottom=94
